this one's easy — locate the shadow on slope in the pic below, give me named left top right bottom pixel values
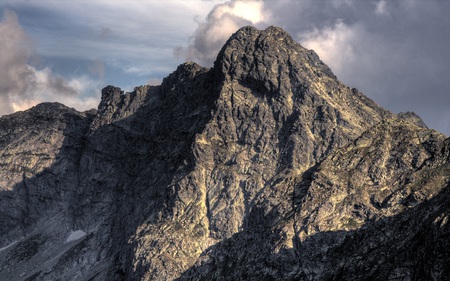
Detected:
left=0, top=62, right=220, bottom=280
left=0, top=103, right=96, bottom=280
left=80, top=63, right=221, bottom=279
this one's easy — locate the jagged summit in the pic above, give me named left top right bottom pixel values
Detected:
left=215, top=25, right=335, bottom=85
left=0, top=26, right=448, bottom=281
left=207, top=26, right=393, bottom=171
left=217, top=25, right=300, bottom=59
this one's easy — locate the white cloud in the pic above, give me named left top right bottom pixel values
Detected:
left=175, top=0, right=269, bottom=66
left=0, top=10, right=100, bottom=115
left=299, top=20, right=363, bottom=78
left=0, top=9, right=34, bottom=114
left=10, top=66, right=101, bottom=113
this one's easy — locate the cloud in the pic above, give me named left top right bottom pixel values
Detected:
left=99, top=27, right=112, bottom=39
left=174, top=0, right=269, bottom=66
left=331, top=0, right=355, bottom=8
left=375, top=0, right=388, bottom=15
left=0, top=10, right=100, bottom=115
left=88, top=60, right=105, bottom=79
left=2, top=0, right=226, bottom=78
left=0, top=9, right=35, bottom=114
left=299, top=19, right=363, bottom=78
left=264, top=0, right=450, bottom=135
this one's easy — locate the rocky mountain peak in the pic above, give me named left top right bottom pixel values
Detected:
left=208, top=26, right=393, bottom=173
left=214, top=26, right=335, bottom=90
left=90, top=84, right=156, bottom=131
left=161, top=62, right=208, bottom=94
left=0, top=26, right=448, bottom=281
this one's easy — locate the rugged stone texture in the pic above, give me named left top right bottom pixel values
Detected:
left=178, top=119, right=450, bottom=280
left=0, top=26, right=448, bottom=281
left=0, top=103, right=97, bottom=280
left=0, top=103, right=94, bottom=242
left=398, top=111, right=428, bottom=128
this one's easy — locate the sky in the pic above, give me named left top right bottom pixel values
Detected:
left=0, top=0, right=449, bottom=136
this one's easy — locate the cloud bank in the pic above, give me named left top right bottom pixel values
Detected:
left=0, top=10, right=99, bottom=115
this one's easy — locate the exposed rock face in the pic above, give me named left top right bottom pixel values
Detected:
left=398, top=111, right=429, bottom=128
left=0, top=26, right=448, bottom=281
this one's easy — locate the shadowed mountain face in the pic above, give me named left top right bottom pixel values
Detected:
left=0, top=26, right=448, bottom=281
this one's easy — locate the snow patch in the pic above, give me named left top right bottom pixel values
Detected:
left=64, top=230, right=86, bottom=244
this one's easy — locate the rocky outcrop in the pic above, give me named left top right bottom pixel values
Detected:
left=0, top=103, right=94, bottom=243
left=398, top=111, right=428, bottom=128
left=0, top=26, right=448, bottom=281
left=0, top=103, right=96, bottom=280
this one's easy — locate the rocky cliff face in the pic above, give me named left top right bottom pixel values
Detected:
left=0, top=26, right=448, bottom=281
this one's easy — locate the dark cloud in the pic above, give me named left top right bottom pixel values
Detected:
left=263, top=0, right=450, bottom=135
left=99, top=27, right=112, bottom=39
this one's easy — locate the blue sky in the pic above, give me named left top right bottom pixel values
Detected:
left=1, top=0, right=449, bottom=135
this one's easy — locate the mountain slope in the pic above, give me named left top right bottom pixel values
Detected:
left=0, top=26, right=448, bottom=281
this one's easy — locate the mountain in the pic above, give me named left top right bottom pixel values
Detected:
left=0, top=26, right=448, bottom=281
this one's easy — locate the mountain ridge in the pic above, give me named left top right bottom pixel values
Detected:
left=0, top=26, right=448, bottom=280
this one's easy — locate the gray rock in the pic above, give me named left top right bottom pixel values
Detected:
left=0, top=26, right=448, bottom=281
left=398, top=111, right=428, bottom=128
